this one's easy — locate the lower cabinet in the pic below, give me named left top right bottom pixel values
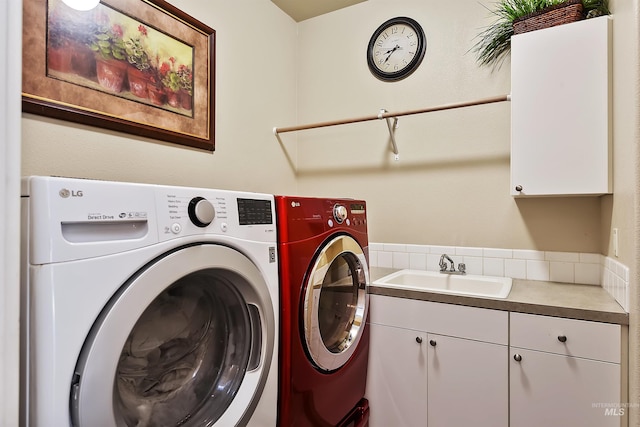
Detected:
left=510, top=312, right=624, bottom=427
left=427, top=334, right=508, bottom=427
left=510, top=348, right=621, bottom=427
left=367, top=324, right=427, bottom=427
left=366, top=295, right=509, bottom=427
left=366, top=296, right=626, bottom=427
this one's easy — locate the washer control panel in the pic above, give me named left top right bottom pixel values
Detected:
left=188, top=197, right=216, bottom=227
left=159, top=189, right=275, bottom=242
left=22, top=176, right=277, bottom=264
left=237, top=198, right=274, bottom=225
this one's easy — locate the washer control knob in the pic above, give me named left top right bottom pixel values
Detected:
left=188, top=197, right=215, bottom=227
left=333, top=204, right=348, bottom=224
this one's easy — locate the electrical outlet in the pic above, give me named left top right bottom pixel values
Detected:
left=613, top=228, right=619, bottom=257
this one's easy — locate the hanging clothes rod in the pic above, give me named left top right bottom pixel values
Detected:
left=273, top=94, right=511, bottom=135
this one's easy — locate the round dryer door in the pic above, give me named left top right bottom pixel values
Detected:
left=70, top=244, right=275, bottom=427
left=302, top=234, right=369, bottom=372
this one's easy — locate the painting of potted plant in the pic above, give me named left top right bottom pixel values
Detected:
left=160, top=57, right=181, bottom=108
left=160, top=58, right=194, bottom=112
left=91, top=18, right=129, bottom=93
left=25, top=0, right=215, bottom=151
left=177, top=64, right=193, bottom=111
left=45, top=0, right=195, bottom=113
left=47, top=5, right=97, bottom=78
left=125, top=25, right=153, bottom=99
left=145, top=54, right=166, bottom=106
left=48, top=18, right=76, bottom=74
left=471, top=0, right=610, bottom=68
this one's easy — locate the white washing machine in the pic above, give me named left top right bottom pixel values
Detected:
left=20, top=176, right=279, bottom=427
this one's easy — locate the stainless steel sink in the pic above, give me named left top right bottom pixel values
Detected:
left=373, top=269, right=513, bottom=299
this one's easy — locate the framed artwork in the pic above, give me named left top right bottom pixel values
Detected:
left=22, top=0, right=215, bottom=151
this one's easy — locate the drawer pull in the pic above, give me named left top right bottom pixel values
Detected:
left=513, top=354, right=522, bottom=362
left=415, top=337, right=423, bottom=344
left=557, top=335, right=567, bottom=343
left=429, top=339, right=437, bottom=347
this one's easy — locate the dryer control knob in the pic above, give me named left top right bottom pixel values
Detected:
left=333, top=204, right=348, bottom=224
left=188, top=197, right=215, bottom=227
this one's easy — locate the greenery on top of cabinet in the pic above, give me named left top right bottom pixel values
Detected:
left=472, top=0, right=610, bottom=68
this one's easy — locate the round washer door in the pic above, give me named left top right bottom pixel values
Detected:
left=302, top=234, right=369, bottom=372
left=70, top=244, right=275, bottom=427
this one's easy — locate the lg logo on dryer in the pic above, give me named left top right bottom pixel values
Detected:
left=59, top=188, right=83, bottom=198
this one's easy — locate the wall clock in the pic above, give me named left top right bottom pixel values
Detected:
left=367, top=17, right=427, bottom=82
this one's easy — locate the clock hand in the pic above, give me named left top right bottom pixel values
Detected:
left=384, top=46, right=398, bottom=54
left=384, top=45, right=402, bottom=63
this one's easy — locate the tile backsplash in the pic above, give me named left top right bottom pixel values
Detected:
left=369, top=243, right=629, bottom=312
left=602, top=256, right=630, bottom=313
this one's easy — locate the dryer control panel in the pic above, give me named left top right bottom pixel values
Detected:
left=275, top=196, right=367, bottom=243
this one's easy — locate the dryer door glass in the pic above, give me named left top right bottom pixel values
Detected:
left=318, top=254, right=360, bottom=353
left=303, top=235, right=369, bottom=372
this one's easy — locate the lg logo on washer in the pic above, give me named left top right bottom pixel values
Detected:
left=59, top=188, right=83, bottom=198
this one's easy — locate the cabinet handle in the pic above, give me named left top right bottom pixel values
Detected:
left=557, top=335, right=567, bottom=343
left=513, top=354, right=522, bottom=362
left=415, top=337, right=423, bottom=344
left=515, top=185, right=523, bottom=192
left=429, top=339, right=437, bottom=347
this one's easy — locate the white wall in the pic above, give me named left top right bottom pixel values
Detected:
left=606, top=0, right=640, bottom=424
left=291, top=0, right=610, bottom=253
left=1, top=0, right=22, bottom=425
left=292, top=0, right=639, bottom=423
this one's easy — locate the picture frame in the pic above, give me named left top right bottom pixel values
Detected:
left=22, top=0, right=215, bottom=151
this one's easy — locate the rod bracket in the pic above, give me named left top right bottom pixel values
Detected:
left=380, top=109, right=400, bottom=161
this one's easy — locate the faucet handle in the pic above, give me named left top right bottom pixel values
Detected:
left=457, top=263, right=466, bottom=274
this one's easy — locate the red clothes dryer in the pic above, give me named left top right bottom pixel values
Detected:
left=276, top=196, right=370, bottom=427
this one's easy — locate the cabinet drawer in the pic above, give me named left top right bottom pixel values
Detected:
left=369, top=295, right=508, bottom=344
left=510, top=312, right=620, bottom=363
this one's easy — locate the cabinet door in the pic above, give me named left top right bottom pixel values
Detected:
left=427, top=334, right=508, bottom=427
left=510, top=16, right=611, bottom=196
left=365, top=323, right=427, bottom=427
left=510, top=348, right=622, bottom=427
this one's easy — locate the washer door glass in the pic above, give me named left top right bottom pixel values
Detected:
left=303, top=235, right=369, bottom=372
left=70, top=244, right=275, bottom=427
left=115, top=272, right=250, bottom=426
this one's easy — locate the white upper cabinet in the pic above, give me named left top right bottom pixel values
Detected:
left=510, top=16, right=612, bottom=196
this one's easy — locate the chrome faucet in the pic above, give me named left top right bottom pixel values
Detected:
left=439, top=254, right=455, bottom=272
left=439, top=254, right=466, bottom=275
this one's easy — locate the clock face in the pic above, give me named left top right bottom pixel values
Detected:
left=367, top=17, right=427, bottom=82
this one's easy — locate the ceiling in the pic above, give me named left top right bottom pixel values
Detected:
left=271, top=0, right=367, bottom=22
